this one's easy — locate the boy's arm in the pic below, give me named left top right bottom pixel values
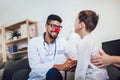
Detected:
left=75, top=42, right=92, bottom=80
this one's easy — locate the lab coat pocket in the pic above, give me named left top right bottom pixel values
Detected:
left=55, top=50, right=66, bottom=64
left=57, top=50, right=65, bottom=55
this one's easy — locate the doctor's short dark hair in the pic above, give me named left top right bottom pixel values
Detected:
left=78, top=10, right=99, bottom=32
left=46, top=14, right=62, bottom=24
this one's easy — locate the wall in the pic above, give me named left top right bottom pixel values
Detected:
left=0, top=0, right=120, bottom=49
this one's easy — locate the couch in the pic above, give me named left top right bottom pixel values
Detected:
left=0, top=57, right=74, bottom=80
left=0, top=58, right=30, bottom=80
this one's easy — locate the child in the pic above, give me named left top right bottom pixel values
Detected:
left=74, top=10, right=109, bottom=80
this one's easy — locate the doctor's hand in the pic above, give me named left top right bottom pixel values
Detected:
left=62, top=58, right=77, bottom=71
left=53, top=58, right=77, bottom=71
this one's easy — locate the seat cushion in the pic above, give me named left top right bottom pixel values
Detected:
left=107, top=65, right=120, bottom=80
left=12, top=69, right=30, bottom=80
left=3, top=58, right=30, bottom=80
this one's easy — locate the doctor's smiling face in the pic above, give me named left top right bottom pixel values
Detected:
left=46, top=20, right=61, bottom=39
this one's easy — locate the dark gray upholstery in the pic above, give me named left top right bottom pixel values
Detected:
left=2, top=58, right=30, bottom=80
left=12, top=69, right=30, bottom=80
left=107, top=65, right=120, bottom=80
left=102, top=39, right=120, bottom=80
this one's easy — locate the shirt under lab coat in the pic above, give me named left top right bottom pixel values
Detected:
left=75, top=34, right=108, bottom=80
left=28, top=33, right=72, bottom=80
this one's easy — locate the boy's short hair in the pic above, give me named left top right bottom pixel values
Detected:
left=78, top=10, right=99, bottom=32
left=46, top=14, right=62, bottom=24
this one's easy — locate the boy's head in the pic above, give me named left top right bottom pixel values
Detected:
left=75, top=10, right=99, bottom=33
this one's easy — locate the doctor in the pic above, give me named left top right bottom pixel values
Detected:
left=28, top=14, right=77, bottom=80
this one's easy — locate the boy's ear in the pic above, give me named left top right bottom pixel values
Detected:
left=80, top=22, right=85, bottom=29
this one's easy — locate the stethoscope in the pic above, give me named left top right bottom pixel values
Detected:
left=43, top=33, right=57, bottom=59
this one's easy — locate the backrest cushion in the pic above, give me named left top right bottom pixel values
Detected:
left=3, top=58, right=30, bottom=80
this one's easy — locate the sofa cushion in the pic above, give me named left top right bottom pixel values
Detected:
left=3, top=58, right=30, bottom=80
left=0, top=63, right=6, bottom=69
left=107, top=65, right=120, bottom=80
left=12, top=69, right=30, bottom=80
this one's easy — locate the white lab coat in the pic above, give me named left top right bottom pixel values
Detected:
left=28, top=33, right=72, bottom=80
left=75, top=34, right=108, bottom=80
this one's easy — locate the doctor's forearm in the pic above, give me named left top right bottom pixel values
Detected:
left=53, top=64, right=64, bottom=71
left=53, top=64, right=70, bottom=71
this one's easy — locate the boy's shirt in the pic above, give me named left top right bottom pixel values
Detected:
left=75, top=34, right=108, bottom=80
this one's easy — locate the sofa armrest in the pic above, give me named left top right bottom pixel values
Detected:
left=0, top=68, right=4, bottom=80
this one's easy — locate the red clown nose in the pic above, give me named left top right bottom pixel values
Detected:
left=55, top=27, right=60, bottom=33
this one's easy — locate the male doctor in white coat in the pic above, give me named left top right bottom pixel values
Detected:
left=28, top=14, right=77, bottom=80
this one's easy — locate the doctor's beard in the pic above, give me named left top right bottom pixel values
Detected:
left=48, top=31, right=58, bottom=40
